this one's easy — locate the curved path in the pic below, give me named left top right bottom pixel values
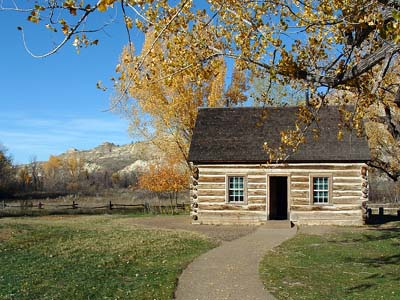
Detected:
left=175, top=225, right=297, bottom=300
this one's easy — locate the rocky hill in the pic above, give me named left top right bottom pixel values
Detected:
left=39, top=141, right=163, bottom=175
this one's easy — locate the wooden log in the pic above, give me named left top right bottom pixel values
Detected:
left=292, top=171, right=361, bottom=177
left=200, top=171, right=230, bottom=175
left=247, top=196, right=266, bottom=204
left=291, top=204, right=361, bottom=211
left=248, top=190, right=266, bottom=196
left=199, top=166, right=265, bottom=170
left=333, top=177, right=362, bottom=184
left=199, top=203, right=266, bottom=211
left=199, top=209, right=266, bottom=215
left=198, top=189, right=225, bottom=197
left=200, top=170, right=266, bottom=176
left=247, top=183, right=266, bottom=189
left=333, top=191, right=362, bottom=197
left=291, top=191, right=308, bottom=198
left=291, top=183, right=309, bottom=189
left=198, top=176, right=225, bottom=183
left=197, top=196, right=225, bottom=203
left=333, top=183, right=362, bottom=190
left=291, top=198, right=310, bottom=205
left=293, top=218, right=364, bottom=226
left=197, top=183, right=225, bottom=189
left=290, top=176, right=309, bottom=183
left=247, top=177, right=266, bottom=183
left=332, top=197, right=364, bottom=205
left=290, top=210, right=362, bottom=221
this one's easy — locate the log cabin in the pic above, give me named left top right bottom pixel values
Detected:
left=188, top=106, right=370, bottom=226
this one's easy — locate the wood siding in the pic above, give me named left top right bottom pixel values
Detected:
left=191, top=163, right=368, bottom=226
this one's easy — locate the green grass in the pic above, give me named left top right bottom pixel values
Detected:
left=260, top=223, right=400, bottom=300
left=0, top=215, right=215, bottom=300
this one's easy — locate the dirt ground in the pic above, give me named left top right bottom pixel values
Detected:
left=128, top=215, right=258, bottom=242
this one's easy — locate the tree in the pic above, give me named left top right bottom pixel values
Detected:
left=30, top=155, right=41, bottom=191
left=113, top=32, right=247, bottom=166
left=4, top=0, right=400, bottom=178
left=17, top=166, right=31, bottom=192
left=138, top=158, right=188, bottom=208
left=0, top=145, right=15, bottom=197
left=326, top=58, right=400, bottom=180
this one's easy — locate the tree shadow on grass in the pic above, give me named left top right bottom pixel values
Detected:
left=367, top=215, right=400, bottom=226
left=324, top=221, right=400, bottom=296
left=346, top=283, right=374, bottom=293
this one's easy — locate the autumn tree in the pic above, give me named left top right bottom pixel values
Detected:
left=29, top=155, right=41, bottom=191
left=0, top=145, right=16, bottom=197
left=4, top=0, right=400, bottom=178
left=43, top=155, right=61, bottom=189
left=113, top=32, right=247, bottom=166
left=326, top=57, right=400, bottom=180
left=17, top=166, right=31, bottom=192
left=138, top=158, right=188, bottom=209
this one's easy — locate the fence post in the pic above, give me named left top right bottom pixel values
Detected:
left=72, top=201, right=78, bottom=209
left=367, top=208, right=372, bottom=219
left=397, top=209, right=400, bottom=218
left=38, top=201, right=43, bottom=209
left=379, top=207, right=384, bottom=217
left=109, top=201, right=113, bottom=210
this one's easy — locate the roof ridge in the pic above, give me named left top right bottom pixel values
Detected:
left=198, top=106, right=300, bottom=110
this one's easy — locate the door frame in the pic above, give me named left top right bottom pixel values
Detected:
left=266, top=174, right=291, bottom=220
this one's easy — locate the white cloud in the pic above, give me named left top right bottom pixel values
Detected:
left=0, top=114, right=132, bottom=163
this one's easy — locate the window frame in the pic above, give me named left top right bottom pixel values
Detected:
left=309, top=174, right=332, bottom=205
left=225, top=174, right=248, bottom=204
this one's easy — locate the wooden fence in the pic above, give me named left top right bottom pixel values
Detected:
left=367, top=203, right=400, bottom=218
left=0, top=200, right=189, bottom=216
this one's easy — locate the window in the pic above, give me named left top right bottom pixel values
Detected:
left=228, top=176, right=245, bottom=202
left=312, top=177, right=329, bottom=204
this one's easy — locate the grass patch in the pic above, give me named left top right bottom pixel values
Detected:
left=0, top=215, right=215, bottom=300
left=260, top=223, right=400, bottom=300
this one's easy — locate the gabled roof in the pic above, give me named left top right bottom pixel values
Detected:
left=188, top=106, right=370, bottom=163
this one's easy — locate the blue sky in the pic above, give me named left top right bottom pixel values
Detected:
left=0, top=10, right=143, bottom=164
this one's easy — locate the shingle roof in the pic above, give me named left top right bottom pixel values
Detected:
left=188, top=106, right=370, bottom=163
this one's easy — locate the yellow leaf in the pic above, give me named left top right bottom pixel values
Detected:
left=97, top=1, right=107, bottom=12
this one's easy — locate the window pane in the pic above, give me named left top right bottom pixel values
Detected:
left=313, top=177, right=329, bottom=204
left=228, top=176, right=245, bottom=202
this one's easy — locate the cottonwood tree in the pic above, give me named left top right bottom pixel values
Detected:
left=113, top=32, right=247, bottom=166
left=3, top=0, right=400, bottom=179
left=0, top=145, right=16, bottom=197
left=138, top=157, right=188, bottom=210
left=17, top=166, right=31, bottom=192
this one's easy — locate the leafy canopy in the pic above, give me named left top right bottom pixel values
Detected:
left=4, top=0, right=400, bottom=179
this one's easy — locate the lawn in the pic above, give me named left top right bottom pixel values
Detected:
left=0, top=215, right=216, bottom=300
left=260, top=222, right=400, bottom=300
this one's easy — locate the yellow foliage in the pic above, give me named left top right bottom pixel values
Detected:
left=18, top=167, right=31, bottom=186
left=43, top=155, right=62, bottom=178
left=64, top=155, right=85, bottom=178
left=113, top=30, right=234, bottom=165
left=138, top=158, right=188, bottom=193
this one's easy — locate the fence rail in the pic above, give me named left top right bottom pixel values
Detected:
left=0, top=200, right=188, bottom=215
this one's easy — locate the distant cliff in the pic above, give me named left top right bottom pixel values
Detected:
left=21, top=141, right=163, bottom=176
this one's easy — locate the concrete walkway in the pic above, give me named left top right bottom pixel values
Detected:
left=175, top=225, right=297, bottom=300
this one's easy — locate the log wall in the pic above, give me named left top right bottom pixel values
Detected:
left=190, top=163, right=368, bottom=226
